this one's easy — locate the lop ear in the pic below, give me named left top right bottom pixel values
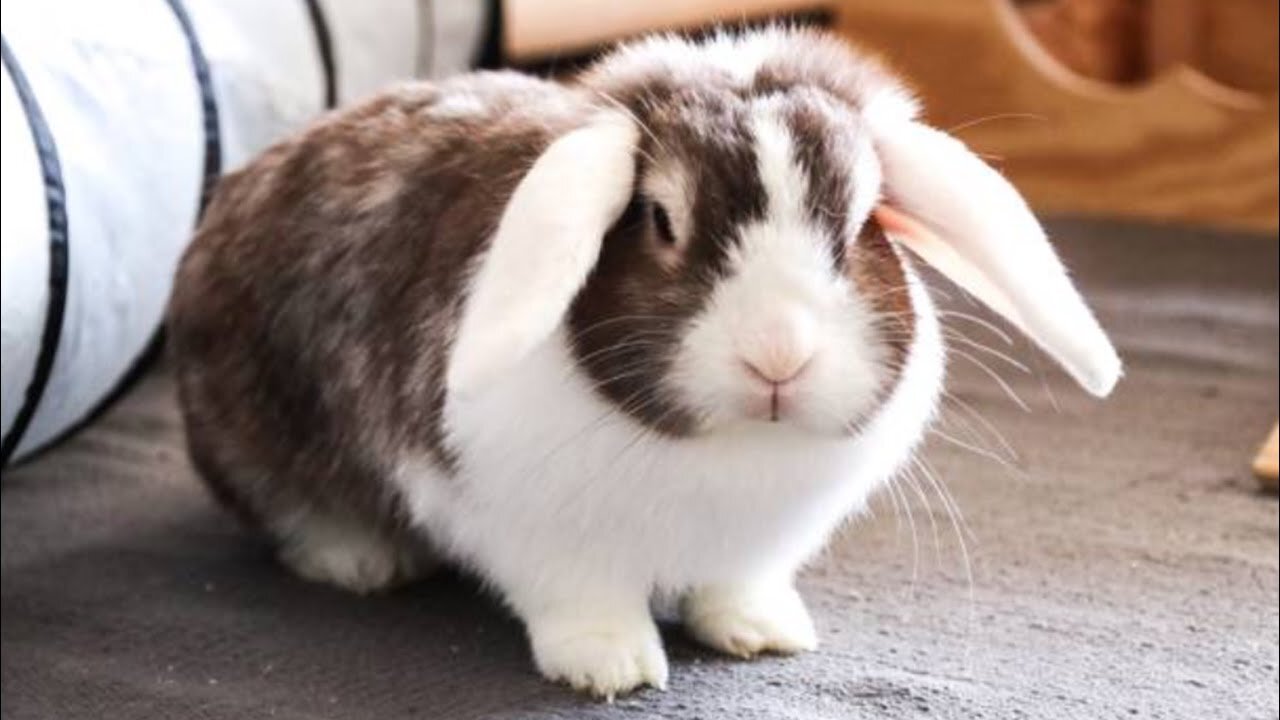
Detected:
left=447, top=114, right=639, bottom=396
left=869, top=120, right=1121, bottom=397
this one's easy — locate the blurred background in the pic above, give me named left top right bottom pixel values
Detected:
left=2, top=2, right=1275, bottom=718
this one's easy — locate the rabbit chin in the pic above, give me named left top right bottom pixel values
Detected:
left=677, top=295, right=897, bottom=440
left=699, top=400, right=873, bottom=438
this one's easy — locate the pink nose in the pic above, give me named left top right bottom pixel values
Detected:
left=740, top=308, right=817, bottom=387
left=743, top=352, right=811, bottom=386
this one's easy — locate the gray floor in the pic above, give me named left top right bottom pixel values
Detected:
left=2, top=218, right=1277, bottom=719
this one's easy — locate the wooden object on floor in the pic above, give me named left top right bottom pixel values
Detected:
left=502, top=0, right=818, bottom=60
left=832, top=0, right=1278, bottom=232
left=1143, top=0, right=1279, bottom=96
left=1255, top=424, right=1279, bottom=490
left=502, top=0, right=1277, bottom=232
left=1016, top=0, right=1280, bottom=93
left=1019, top=0, right=1147, bottom=84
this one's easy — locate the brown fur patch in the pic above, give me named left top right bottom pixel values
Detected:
left=568, top=32, right=914, bottom=432
left=170, top=72, right=591, bottom=536
left=777, top=90, right=863, bottom=267
left=567, top=91, right=768, bottom=435
left=847, top=217, right=916, bottom=380
left=170, top=31, right=921, bottom=541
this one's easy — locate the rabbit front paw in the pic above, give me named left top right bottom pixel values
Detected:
left=682, top=581, right=817, bottom=658
left=528, top=611, right=668, bottom=700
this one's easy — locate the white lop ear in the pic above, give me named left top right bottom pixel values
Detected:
left=447, top=114, right=639, bottom=396
left=869, top=120, right=1121, bottom=397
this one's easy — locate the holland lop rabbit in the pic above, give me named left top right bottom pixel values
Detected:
left=169, top=28, right=1120, bottom=698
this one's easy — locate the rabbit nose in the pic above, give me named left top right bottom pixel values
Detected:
left=740, top=311, right=817, bottom=385
left=743, top=353, right=811, bottom=385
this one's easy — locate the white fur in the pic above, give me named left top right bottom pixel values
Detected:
left=274, top=511, right=422, bottom=594
left=526, top=601, right=669, bottom=699
left=848, top=130, right=883, bottom=231
left=389, top=271, right=943, bottom=695
left=211, top=27, right=1118, bottom=700
left=434, top=305, right=942, bottom=597
left=869, top=118, right=1121, bottom=396
left=447, top=113, right=639, bottom=396
left=671, top=105, right=886, bottom=432
left=388, top=95, right=947, bottom=698
left=607, top=30, right=782, bottom=86
left=699, top=30, right=784, bottom=84
left=598, top=27, right=920, bottom=132
left=682, top=580, right=818, bottom=657
left=272, top=27, right=1115, bottom=701
left=429, top=91, right=486, bottom=119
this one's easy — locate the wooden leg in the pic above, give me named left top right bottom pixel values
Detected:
left=1254, top=423, right=1279, bottom=490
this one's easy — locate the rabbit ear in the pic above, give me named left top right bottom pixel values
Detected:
left=870, top=119, right=1121, bottom=397
left=447, top=114, right=639, bottom=396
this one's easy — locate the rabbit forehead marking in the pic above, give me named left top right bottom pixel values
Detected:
left=749, top=99, right=912, bottom=373
left=718, top=98, right=870, bottom=282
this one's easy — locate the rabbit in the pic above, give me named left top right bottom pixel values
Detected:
left=168, top=27, right=1121, bottom=699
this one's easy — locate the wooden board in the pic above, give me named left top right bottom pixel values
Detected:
left=832, top=0, right=1279, bottom=232
left=502, top=0, right=1277, bottom=232
left=1255, top=424, right=1279, bottom=490
left=502, top=0, right=820, bottom=60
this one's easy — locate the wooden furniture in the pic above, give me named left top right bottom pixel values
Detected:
left=505, top=0, right=1277, bottom=231
left=503, top=0, right=820, bottom=60
left=1256, top=425, right=1279, bottom=490
left=831, top=0, right=1278, bottom=233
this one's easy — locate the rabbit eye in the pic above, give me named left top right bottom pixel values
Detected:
left=651, top=202, right=677, bottom=246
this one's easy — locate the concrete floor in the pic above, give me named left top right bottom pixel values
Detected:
left=2, top=218, right=1277, bottom=719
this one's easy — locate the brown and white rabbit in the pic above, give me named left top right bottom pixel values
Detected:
left=168, top=28, right=1120, bottom=698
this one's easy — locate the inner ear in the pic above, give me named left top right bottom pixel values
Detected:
left=874, top=204, right=1022, bottom=325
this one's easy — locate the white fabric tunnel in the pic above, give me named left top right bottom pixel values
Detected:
left=1, top=0, right=489, bottom=465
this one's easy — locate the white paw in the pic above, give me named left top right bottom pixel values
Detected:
left=682, top=583, right=818, bottom=658
left=529, top=615, right=669, bottom=700
left=276, top=515, right=423, bottom=594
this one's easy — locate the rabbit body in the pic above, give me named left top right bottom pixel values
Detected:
left=172, top=29, right=1117, bottom=698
